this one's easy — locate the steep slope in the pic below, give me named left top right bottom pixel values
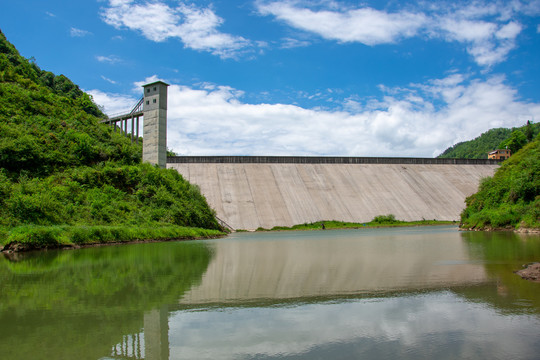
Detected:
left=0, top=31, right=140, bottom=176
left=460, top=135, right=540, bottom=230
left=0, top=30, right=220, bottom=246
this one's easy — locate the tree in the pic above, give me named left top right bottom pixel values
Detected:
left=525, top=120, right=534, bottom=142
left=499, top=130, right=527, bottom=154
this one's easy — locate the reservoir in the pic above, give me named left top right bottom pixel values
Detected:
left=1, top=226, right=539, bottom=359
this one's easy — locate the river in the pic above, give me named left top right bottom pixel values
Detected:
left=1, top=226, right=539, bottom=359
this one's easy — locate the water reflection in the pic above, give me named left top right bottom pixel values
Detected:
left=0, top=241, right=211, bottom=360
left=180, top=227, right=489, bottom=304
left=167, top=292, right=540, bottom=360
left=1, top=226, right=539, bottom=360
left=460, top=230, right=540, bottom=312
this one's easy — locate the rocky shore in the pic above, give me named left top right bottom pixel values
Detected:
left=515, top=263, right=540, bottom=282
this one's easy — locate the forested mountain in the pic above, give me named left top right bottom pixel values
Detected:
left=460, top=134, right=539, bottom=230
left=438, top=122, right=540, bottom=159
left=0, top=30, right=220, bottom=247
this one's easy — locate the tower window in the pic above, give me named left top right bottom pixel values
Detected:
left=146, top=101, right=149, bottom=105
left=153, top=87, right=156, bottom=91
left=146, top=89, right=150, bottom=93
left=153, top=99, right=157, bottom=103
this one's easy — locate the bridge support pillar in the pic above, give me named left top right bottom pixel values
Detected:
left=142, top=81, right=169, bottom=168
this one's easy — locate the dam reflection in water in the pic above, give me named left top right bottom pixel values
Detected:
left=114, top=227, right=540, bottom=360
left=1, top=227, right=539, bottom=359
left=180, top=226, right=487, bottom=303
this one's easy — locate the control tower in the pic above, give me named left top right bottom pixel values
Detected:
left=142, top=81, right=169, bottom=168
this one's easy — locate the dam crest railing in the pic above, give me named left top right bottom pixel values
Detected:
left=167, top=156, right=501, bottom=165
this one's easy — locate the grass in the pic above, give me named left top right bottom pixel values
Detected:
left=1, top=224, right=224, bottom=250
left=255, top=216, right=456, bottom=232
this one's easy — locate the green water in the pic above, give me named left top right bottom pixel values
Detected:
left=1, top=226, right=539, bottom=359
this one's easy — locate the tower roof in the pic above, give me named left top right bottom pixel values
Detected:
left=143, top=80, right=169, bottom=88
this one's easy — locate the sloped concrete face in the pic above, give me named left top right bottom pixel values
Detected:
left=168, top=163, right=498, bottom=230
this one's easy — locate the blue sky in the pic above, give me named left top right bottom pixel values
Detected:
left=2, top=0, right=540, bottom=157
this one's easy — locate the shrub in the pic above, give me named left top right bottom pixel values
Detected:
left=0, top=31, right=222, bottom=249
left=372, top=214, right=398, bottom=224
left=461, top=137, right=540, bottom=229
left=7, top=225, right=68, bottom=246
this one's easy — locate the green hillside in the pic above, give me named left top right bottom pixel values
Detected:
left=438, top=122, right=540, bottom=159
left=460, top=135, right=540, bottom=230
left=0, top=30, right=222, bottom=249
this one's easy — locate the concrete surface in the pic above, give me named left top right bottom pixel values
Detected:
left=142, top=81, right=168, bottom=168
left=168, top=163, right=498, bottom=230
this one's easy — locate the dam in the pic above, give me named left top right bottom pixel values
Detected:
left=110, top=82, right=499, bottom=231
left=168, top=156, right=499, bottom=231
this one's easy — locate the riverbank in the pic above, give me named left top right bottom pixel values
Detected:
left=459, top=225, right=540, bottom=233
left=0, top=224, right=225, bottom=253
left=253, top=219, right=457, bottom=232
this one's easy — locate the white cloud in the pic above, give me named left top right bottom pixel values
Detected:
left=438, top=19, right=496, bottom=43
left=70, top=27, right=92, bottom=37
left=100, top=0, right=251, bottom=58
left=100, top=76, right=117, bottom=85
left=96, top=55, right=122, bottom=64
left=92, top=75, right=540, bottom=157
left=256, top=1, right=526, bottom=67
left=496, top=22, right=523, bottom=40
left=280, top=37, right=311, bottom=48
left=438, top=18, right=522, bottom=67
left=86, top=89, right=138, bottom=115
left=258, top=2, right=427, bottom=45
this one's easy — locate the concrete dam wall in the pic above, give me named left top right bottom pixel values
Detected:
left=167, top=157, right=499, bottom=230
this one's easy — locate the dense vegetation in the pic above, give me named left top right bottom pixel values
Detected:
left=0, top=30, right=221, bottom=248
left=460, top=135, right=539, bottom=230
left=438, top=122, right=540, bottom=159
